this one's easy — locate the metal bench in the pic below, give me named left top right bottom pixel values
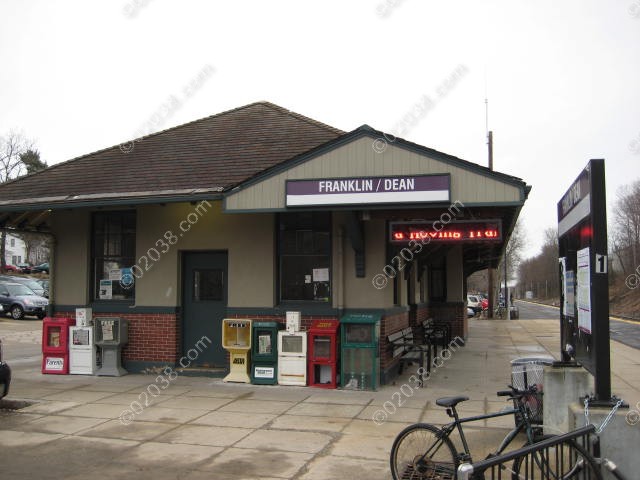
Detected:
left=387, top=327, right=432, bottom=386
left=422, top=318, right=450, bottom=356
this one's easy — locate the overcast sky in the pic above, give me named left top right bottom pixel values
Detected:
left=1, top=0, right=639, bottom=258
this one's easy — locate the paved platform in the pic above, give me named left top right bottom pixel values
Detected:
left=1, top=318, right=638, bottom=479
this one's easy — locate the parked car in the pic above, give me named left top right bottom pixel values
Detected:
left=36, top=279, right=49, bottom=298
left=0, top=339, right=11, bottom=398
left=467, top=294, right=482, bottom=314
left=479, top=295, right=489, bottom=311
left=0, top=338, right=10, bottom=399
left=31, top=262, right=49, bottom=274
left=1, top=265, right=19, bottom=273
left=467, top=307, right=475, bottom=318
left=0, top=282, right=49, bottom=320
left=16, top=263, right=32, bottom=274
left=0, top=275, right=46, bottom=297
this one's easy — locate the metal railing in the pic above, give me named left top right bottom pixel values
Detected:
left=457, top=425, right=597, bottom=480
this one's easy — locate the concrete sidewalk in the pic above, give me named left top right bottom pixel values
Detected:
left=1, top=319, right=638, bottom=480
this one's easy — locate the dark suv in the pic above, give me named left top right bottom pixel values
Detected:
left=0, top=282, right=49, bottom=319
left=0, top=338, right=10, bottom=399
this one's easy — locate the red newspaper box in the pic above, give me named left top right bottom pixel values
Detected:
left=42, top=317, right=75, bottom=374
left=307, top=319, right=340, bottom=388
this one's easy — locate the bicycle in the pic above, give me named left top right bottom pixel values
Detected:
left=390, top=385, right=602, bottom=479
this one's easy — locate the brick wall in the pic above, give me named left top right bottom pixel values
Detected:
left=416, top=304, right=431, bottom=323
left=379, top=310, right=410, bottom=379
left=427, top=302, right=467, bottom=340
left=226, top=314, right=338, bottom=331
left=54, top=311, right=180, bottom=363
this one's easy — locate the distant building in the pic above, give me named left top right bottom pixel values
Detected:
left=4, top=234, right=26, bottom=266
left=3, top=233, right=49, bottom=266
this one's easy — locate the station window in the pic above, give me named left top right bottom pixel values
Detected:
left=278, top=212, right=331, bottom=303
left=92, top=211, right=136, bottom=301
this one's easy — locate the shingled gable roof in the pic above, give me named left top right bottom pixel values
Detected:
left=0, top=102, right=344, bottom=210
left=229, top=123, right=529, bottom=198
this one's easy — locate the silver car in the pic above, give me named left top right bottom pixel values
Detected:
left=0, top=282, right=49, bottom=319
left=0, top=275, right=46, bottom=297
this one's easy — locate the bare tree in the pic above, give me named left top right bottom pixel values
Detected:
left=0, top=131, right=33, bottom=182
left=0, top=131, right=36, bottom=270
left=495, top=219, right=527, bottom=295
left=467, top=219, right=527, bottom=299
left=516, top=226, right=559, bottom=299
left=612, top=180, right=640, bottom=274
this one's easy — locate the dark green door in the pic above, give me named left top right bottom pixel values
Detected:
left=182, top=252, right=228, bottom=367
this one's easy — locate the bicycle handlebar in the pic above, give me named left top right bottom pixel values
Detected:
left=496, top=385, right=538, bottom=398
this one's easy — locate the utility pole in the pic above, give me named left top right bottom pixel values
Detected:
left=505, top=251, right=510, bottom=320
left=487, top=129, right=495, bottom=318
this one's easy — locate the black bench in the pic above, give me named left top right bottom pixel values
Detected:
left=387, top=327, right=432, bottom=386
left=422, top=318, right=451, bottom=357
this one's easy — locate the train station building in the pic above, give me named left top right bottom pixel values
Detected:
left=0, top=102, right=529, bottom=384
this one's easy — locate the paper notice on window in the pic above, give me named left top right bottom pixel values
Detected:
left=576, top=247, right=591, bottom=333
left=99, top=280, right=113, bottom=300
left=109, top=269, right=122, bottom=281
left=313, top=268, right=329, bottom=282
left=305, top=275, right=312, bottom=284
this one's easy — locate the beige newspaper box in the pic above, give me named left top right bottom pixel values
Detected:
left=222, top=319, right=252, bottom=383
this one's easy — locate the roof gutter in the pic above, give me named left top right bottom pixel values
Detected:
left=0, top=191, right=225, bottom=213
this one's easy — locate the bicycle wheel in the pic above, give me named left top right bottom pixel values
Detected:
left=390, top=423, right=458, bottom=480
left=511, top=437, right=602, bottom=480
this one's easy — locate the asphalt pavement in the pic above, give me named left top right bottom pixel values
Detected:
left=514, top=300, right=640, bottom=350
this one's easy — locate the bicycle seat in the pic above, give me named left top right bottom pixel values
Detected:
left=436, top=395, right=469, bottom=408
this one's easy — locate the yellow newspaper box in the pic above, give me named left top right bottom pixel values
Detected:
left=222, top=319, right=252, bottom=383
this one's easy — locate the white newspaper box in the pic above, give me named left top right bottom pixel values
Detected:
left=69, top=326, right=97, bottom=375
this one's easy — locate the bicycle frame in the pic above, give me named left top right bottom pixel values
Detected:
left=437, top=401, right=537, bottom=463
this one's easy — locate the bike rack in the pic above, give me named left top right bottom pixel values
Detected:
left=456, top=425, right=597, bottom=480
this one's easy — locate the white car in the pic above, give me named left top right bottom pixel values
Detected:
left=467, top=294, right=482, bottom=313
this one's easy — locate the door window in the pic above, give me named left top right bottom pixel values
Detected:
left=193, top=269, right=224, bottom=301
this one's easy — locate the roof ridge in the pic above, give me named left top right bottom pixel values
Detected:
left=257, top=101, right=345, bottom=136
left=0, top=101, right=342, bottom=189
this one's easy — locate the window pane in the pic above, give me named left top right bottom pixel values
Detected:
left=193, top=269, right=224, bottom=301
left=95, top=258, right=135, bottom=300
left=279, top=212, right=331, bottom=302
left=92, top=211, right=136, bottom=301
left=281, top=255, right=330, bottom=301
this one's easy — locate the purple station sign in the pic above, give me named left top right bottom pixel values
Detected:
left=285, top=174, right=450, bottom=207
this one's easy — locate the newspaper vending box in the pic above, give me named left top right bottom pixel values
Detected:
left=222, top=319, right=252, bottom=383
left=42, top=317, right=76, bottom=374
left=308, top=319, right=340, bottom=388
left=95, top=317, right=128, bottom=376
left=251, top=321, right=282, bottom=385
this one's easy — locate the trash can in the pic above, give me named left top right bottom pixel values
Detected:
left=510, top=356, right=554, bottom=425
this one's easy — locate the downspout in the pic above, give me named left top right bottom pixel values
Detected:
left=336, top=226, right=345, bottom=315
left=46, top=233, right=56, bottom=318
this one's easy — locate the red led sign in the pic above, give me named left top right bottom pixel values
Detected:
left=389, top=221, right=502, bottom=244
